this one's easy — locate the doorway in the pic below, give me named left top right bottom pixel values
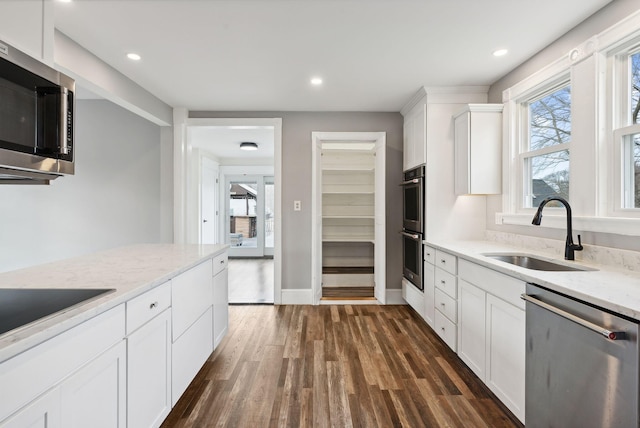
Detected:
left=184, top=117, right=282, bottom=304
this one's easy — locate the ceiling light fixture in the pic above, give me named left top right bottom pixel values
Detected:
left=493, top=48, right=508, bottom=57
left=311, top=77, right=323, bottom=86
left=127, top=53, right=141, bottom=61
left=240, top=142, right=258, bottom=151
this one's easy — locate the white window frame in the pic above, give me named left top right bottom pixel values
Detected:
left=518, top=80, right=572, bottom=210
left=606, top=42, right=640, bottom=216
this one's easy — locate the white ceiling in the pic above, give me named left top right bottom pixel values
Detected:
left=189, top=125, right=275, bottom=162
left=53, top=0, right=610, bottom=113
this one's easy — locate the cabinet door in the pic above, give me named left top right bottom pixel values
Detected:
left=60, top=341, right=126, bottom=428
left=485, top=294, right=525, bottom=422
left=423, top=261, right=435, bottom=328
left=454, top=112, right=471, bottom=195
left=457, top=279, right=486, bottom=380
left=1, top=388, right=60, bottom=428
left=403, top=118, right=413, bottom=170
left=213, top=268, right=229, bottom=349
left=127, top=309, right=172, bottom=428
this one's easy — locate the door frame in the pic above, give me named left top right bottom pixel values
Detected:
left=174, top=116, right=282, bottom=304
left=311, top=131, right=386, bottom=305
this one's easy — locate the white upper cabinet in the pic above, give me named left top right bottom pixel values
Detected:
left=454, top=104, right=503, bottom=195
left=402, top=102, right=427, bottom=170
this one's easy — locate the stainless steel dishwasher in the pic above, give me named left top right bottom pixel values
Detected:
left=522, top=283, right=639, bottom=428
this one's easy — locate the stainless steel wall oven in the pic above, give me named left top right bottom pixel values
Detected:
left=401, top=165, right=425, bottom=290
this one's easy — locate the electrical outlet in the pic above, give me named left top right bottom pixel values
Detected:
left=294, top=200, right=301, bottom=211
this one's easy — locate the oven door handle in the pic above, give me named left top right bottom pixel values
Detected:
left=400, top=231, right=421, bottom=241
left=521, top=294, right=626, bottom=341
left=400, top=179, right=421, bottom=186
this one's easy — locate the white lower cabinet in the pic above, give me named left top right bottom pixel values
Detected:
left=213, top=267, right=229, bottom=349
left=402, top=278, right=424, bottom=318
left=457, top=259, right=525, bottom=423
left=0, top=387, right=60, bottom=428
left=127, top=309, right=172, bottom=428
left=485, top=294, right=525, bottom=422
left=457, top=279, right=486, bottom=380
left=60, top=340, right=127, bottom=428
left=172, top=307, right=213, bottom=406
left=423, top=260, right=435, bottom=328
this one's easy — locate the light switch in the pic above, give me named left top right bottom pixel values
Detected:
left=294, top=200, right=301, bottom=211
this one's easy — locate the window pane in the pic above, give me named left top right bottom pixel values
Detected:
left=529, top=86, right=571, bottom=150
left=229, top=181, right=257, bottom=248
left=528, top=150, right=570, bottom=207
left=631, top=52, right=640, bottom=125
left=264, top=181, right=274, bottom=249
left=623, top=133, right=640, bottom=208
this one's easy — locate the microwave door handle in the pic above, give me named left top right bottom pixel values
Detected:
left=59, top=87, right=69, bottom=155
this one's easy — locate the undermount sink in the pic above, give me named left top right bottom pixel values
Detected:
left=482, top=253, right=597, bottom=272
left=0, top=288, right=115, bottom=337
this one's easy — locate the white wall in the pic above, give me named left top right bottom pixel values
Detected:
left=0, top=100, right=169, bottom=272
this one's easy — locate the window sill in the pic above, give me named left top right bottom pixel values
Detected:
left=496, top=213, right=640, bottom=236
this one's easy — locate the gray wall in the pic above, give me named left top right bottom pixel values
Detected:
left=487, top=0, right=640, bottom=252
left=190, top=111, right=404, bottom=291
left=0, top=100, right=168, bottom=272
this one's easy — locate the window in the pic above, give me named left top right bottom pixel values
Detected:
left=520, top=83, right=571, bottom=208
left=613, top=48, right=640, bottom=210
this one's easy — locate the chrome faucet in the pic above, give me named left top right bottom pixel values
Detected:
left=531, top=196, right=583, bottom=260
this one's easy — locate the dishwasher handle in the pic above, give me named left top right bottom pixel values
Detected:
left=521, top=293, right=626, bottom=341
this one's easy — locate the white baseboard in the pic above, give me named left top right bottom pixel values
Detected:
left=281, top=289, right=313, bottom=304
left=386, top=289, right=406, bottom=305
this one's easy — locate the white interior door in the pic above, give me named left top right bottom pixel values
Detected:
left=311, top=135, right=323, bottom=305
left=201, top=158, right=218, bottom=244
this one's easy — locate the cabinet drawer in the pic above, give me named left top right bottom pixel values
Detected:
left=435, top=250, right=457, bottom=275
left=458, top=259, right=526, bottom=309
left=402, top=278, right=424, bottom=318
left=212, top=253, right=228, bottom=277
left=172, top=307, right=213, bottom=406
left=435, top=288, right=457, bottom=323
left=172, top=260, right=213, bottom=341
left=126, top=281, right=171, bottom=335
left=435, top=268, right=457, bottom=298
left=423, top=245, right=436, bottom=264
left=435, top=310, right=457, bottom=352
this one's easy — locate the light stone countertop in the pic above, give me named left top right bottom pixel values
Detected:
left=426, top=239, right=640, bottom=320
left=0, top=243, right=228, bottom=363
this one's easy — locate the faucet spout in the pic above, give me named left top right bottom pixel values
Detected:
left=531, top=196, right=583, bottom=260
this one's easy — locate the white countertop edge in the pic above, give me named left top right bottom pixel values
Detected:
left=0, top=244, right=229, bottom=363
left=425, top=240, right=640, bottom=321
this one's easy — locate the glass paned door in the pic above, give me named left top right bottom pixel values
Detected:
left=226, top=175, right=273, bottom=257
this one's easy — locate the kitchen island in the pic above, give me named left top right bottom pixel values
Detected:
left=0, top=243, right=229, bottom=428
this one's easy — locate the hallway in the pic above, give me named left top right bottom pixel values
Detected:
left=228, top=258, right=274, bottom=304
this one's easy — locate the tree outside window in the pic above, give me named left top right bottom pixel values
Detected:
left=522, top=85, right=571, bottom=207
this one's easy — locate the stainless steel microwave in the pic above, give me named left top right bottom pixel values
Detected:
left=0, top=40, right=75, bottom=184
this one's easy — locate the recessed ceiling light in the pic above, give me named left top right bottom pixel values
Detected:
left=127, top=53, right=141, bottom=61
left=58, top=0, right=72, bottom=3
left=240, top=142, right=258, bottom=151
left=493, top=49, right=508, bottom=57
left=311, top=77, right=323, bottom=86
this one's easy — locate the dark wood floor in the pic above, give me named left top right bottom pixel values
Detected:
left=162, top=305, right=523, bottom=427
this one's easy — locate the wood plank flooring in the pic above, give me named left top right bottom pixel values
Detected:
left=162, top=305, right=523, bottom=428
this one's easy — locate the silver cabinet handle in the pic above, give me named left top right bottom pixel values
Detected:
left=521, top=294, right=626, bottom=340
left=149, top=301, right=158, bottom=309
left=440, top=259, right=446, bottom=264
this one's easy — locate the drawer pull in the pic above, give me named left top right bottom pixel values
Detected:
left=426, top=252, right=431, bottom=256
left=440, top=303, right=445, bottom=307
left=440, top=280, right=446, bottom=284
left=149, top=301, right=158, bottom=309
left=220, top=260, right=225, bottom=264
left=441, top=327, right=445, bottom=332
left=441, top=259, right=446, bottom=264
